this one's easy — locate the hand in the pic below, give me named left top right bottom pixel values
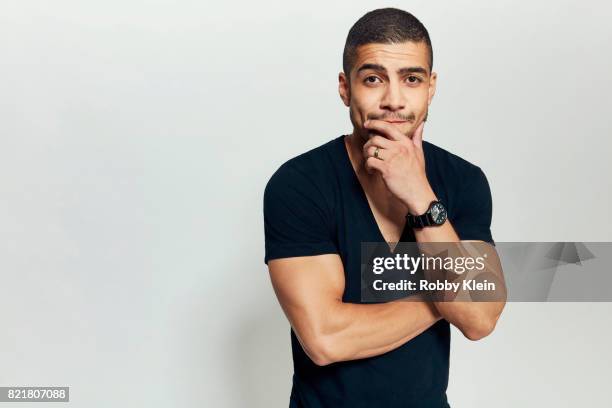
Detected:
left=362, top=119, right=437, bottom=215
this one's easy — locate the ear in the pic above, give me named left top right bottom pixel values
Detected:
left=338, top=72, right=350, bottom=107
left=427, top=71, right=437, bottom=106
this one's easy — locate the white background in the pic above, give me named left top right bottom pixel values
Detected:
left=1, top=0, right=611, bottom=406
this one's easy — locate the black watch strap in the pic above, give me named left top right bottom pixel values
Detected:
left=406, top=200, right=444, bottom=229
left=406, top=212, right=433, bottom=229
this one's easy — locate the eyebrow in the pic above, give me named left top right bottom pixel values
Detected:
left=356, top=63, right=429, bottom=76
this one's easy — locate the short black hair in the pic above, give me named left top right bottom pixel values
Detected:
left=343, top=8, right=433, bottom=78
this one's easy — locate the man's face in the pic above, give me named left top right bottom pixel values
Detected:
left=339, top=41, right=437, bottom=141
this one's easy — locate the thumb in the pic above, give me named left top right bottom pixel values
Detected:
left=412, top=121, right=425, bottom=150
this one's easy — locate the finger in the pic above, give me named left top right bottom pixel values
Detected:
left=365, top=145, right=387, bottom=161
left=365, top=156, right=387, bottom=175
left=363, top=136, right=394, bottom=160
left=412, top=121, right=425, bottom=150
left=363, top=135, right=394, bottom=152
left=363, top=120, right=404, bottom=142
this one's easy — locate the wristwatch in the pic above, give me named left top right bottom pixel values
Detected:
left=406, top=200, right=448, bottom=229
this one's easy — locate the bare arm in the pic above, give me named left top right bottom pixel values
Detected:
left=268, top=253, right=441, bottom=366
left=414, top=221, right=506, bottom=341
left=358, top=119, right=506, bottom=342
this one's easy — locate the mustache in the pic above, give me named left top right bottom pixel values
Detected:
left=367, top=112, right=416, bottom=122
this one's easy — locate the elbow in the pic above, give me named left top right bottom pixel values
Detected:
left=307, top=335, right=339, bottom=366
left=462, top=315, right=499, bottom=341
left=463, top=324, right=492, bottom=341
left=311, top=352, right=335, bottom=367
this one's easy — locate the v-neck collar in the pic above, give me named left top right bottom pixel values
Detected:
left=337, top=134, right=411, bottom=250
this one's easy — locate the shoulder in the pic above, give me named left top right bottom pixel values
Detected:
left=422, top=140, right=492, bottom=216
left=424, top=142, right=494, bottom=242
left=262, top=139, right=340, bottom=262
left=423, top=140, right=484, bottom=180
left=264, top=137, right=339, bottom=199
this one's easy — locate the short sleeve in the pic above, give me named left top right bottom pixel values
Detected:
left=450, top=166, right=495, bottom=245
left=263, top=162, right=339, bottom=264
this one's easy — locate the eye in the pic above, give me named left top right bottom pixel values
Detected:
left=406, top=76, right=422, bottom=84
left=364, top=76, right=382, bottom=84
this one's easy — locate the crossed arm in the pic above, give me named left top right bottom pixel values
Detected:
left=268, top=223, right=506, bottom=366
left=268, top=253, right=441, bottom=366
left=413, top=219, right=507, bottom=341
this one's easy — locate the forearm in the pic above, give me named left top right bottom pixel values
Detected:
left=271, top=255, right=443, bottom=366
left=411, top=196, right=506, bottom=339
left=433, top=299, right=504, bottom=340
left=428, top=241, right=506, bottom=339
left=321, top=297, right=441, bottom=363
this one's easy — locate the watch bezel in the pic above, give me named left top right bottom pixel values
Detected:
left=428, top=201, right=447, bottom=225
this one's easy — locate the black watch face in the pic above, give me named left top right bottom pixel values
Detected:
left=430, top=202, right=447, bottom=225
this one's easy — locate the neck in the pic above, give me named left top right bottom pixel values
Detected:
left=345, top=132, right=367, bottom=170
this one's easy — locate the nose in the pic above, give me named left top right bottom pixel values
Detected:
left=380, top=81, right=405, bottom=111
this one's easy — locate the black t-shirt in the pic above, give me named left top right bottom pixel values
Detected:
left=263, top=135, right=494, bottom=408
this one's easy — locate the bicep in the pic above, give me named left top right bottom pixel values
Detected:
left=268, top=254, right=345, bottom=341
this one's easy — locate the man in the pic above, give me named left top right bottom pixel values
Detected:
left=263, top=8, right=505, bottom=408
